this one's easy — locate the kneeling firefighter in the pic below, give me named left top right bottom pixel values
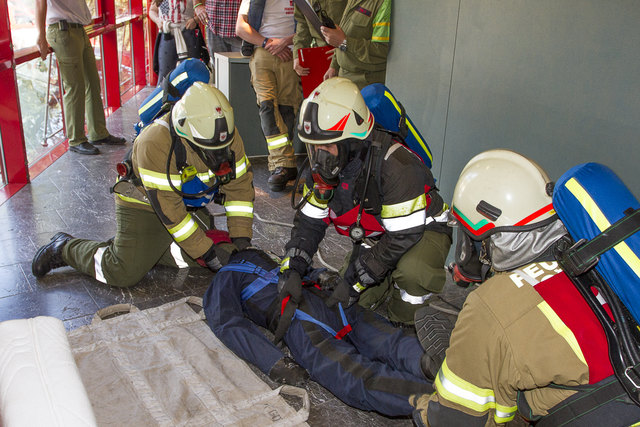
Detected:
left=411, top=150, right=640, bottom=426
left=31, top=82, right=255, bottom=287
left=277, top=77, right=452, bottom=329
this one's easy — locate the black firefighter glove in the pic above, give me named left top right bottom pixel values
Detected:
left=325, top=276, right=361, bottom=308
left=327, top=257, right=378, bottom=308
left=199, top=230, right=238, bottom=271
left=273, top=269, right=303, bottom=343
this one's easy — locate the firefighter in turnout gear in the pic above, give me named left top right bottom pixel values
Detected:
left=277, top=78, right=451, bottom=328
left=32, top=82, right=255, bottom=287
left=411, top=150, right=640, bottom=426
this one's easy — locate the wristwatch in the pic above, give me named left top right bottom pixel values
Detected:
left=338, top=39, right=347, bottom=52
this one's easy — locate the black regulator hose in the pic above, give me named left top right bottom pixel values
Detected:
left=165, top=127, right=220, bottom=199
left=291, top=157, right=312, bottom=210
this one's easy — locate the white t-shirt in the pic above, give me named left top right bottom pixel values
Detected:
left=238, top=0, right=295, bottom=39
left=46, top=0, right=92, bottom=26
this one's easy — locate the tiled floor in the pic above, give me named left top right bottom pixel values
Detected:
left=0, top=88, right=466, bottom=426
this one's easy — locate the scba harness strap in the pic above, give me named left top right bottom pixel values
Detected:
left=220, top=261, right=352, bottom=339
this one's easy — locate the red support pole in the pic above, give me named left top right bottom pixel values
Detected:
left=131, top=0, right=146, bottom=87
left=0, top=0, right=28, bottom=186
left=101, top=0, right=121, bottom=111
left=146, top=0, right=158, bottom=86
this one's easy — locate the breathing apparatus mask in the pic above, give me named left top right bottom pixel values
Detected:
left=296, top=77, right=375, bottom=202
left=306, top=140, right=354, bottom=201
left=170, top=82, right=237, bottom=198
left=449, top=149, right=561, bottom=284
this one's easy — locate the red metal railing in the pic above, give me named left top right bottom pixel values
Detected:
left=0, top=0, right=156, bottom=204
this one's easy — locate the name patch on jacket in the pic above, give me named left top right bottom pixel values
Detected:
left=357, top=6, right=372, bottom=16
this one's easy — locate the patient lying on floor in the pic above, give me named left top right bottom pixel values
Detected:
left=203, top=248, right=433, bottom=417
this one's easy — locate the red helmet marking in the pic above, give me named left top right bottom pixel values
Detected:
left=327, top=113, right=350, bottom=131
left=514, top=203, right=555, bottom=226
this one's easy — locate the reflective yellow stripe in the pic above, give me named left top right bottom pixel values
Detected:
left=353, top=282, right=366, bottom=292
left=117, top=193, right=150, bottom=206
left=280, top=257, right=290, bottom=272
left=371, top=0, right=390, bottom=43
left=168, top=214, right=198, bottom=242
left=267, top=134, right=290, bottom=149
left=236, top=154, right=250, bottom=178
left=565, top=178, right=640, bottom=278
left=196, top=171, right=215, bottom=183
left=381, top=194, right=426, bottom=218
left=537, top=301, right=587, bottom=365
left=139, top=167, right=182, bottom=191
left=435, top=359, right=517, bottom=423
left=224, top=201, right=254, bottom=218
left=304, top=183, right=329, bottom=209
left=383, top=91, right=433, bottom=164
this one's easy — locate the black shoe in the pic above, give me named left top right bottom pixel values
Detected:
left=241, top=40, right=254, bottom=56
left=268, top=356, right=309, bottom=388
left=267, top=166, right=298, bottom=192
left=32, top=232, right=74, bottom=277
left=69, top=142, right=100, bottom=155
left=90, top=134, right=126, bottom=145
left=414, top=306, right=454, bottom=380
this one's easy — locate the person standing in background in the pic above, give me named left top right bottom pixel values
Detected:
left=320, top=0, right=390, bottom=90
left=292, top=0, right=347, bottom=77
left=35, top=0, right=126, bottom=155
left=194, top=0, right=243, bottom=74
left=149, top=0, right=205, bottom=83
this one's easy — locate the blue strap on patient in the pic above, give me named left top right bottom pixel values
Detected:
left=221, top=261, right=351, bottom=338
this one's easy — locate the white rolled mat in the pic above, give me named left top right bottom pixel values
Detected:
left=0, top=316, right=96, bottom=427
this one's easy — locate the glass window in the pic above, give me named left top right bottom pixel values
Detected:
left=87, top=0, right=98, bottom=19
left=16, top=56, right=65, bottom=164
left=0, top=129, right=5, bottom=187
left=9, top=0, right=37, bottom=51
left=89, top=36, right=106, bottom=106
left=118, top=24, right=133, bottom=95
left=115, top=0, right=131, bottom=18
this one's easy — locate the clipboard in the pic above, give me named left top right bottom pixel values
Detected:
left=298, top=45, right=334, bottom=97
left=293, top=0, right=324, bottom=34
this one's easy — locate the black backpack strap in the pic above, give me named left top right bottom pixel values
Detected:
left=523, top=376, right=635, bottom=427
left=167, top=113, right=188, bottom=173
left=371, top=129, right=394, bottom=194
left=558, top=208, right=640, bottom=277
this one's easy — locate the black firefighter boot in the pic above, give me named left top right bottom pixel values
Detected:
left=267, top=166, right=298, bottom=192
left=32, top=232, right=74, bottom=277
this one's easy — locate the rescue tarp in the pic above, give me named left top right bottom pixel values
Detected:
left=67, top=296, right=309, bottom=426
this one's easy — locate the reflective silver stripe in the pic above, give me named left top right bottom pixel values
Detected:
left=267, top=135, right=289, bottom=148
left=438, top=367, right=496, bottom=407
left=394, top=283, right=431, bottom=304
left=169, top=242, right=189, bottom=268
left=425, top=208, right=450, bottom=225
left=154, top=118, right=171, bottom=130
left=93, top=246, right=108, bottom=284
left=224, top=204, right=254, bottom=214
left=383, top=142, right=403, bottom=160
left=285, top=247, right=313, bottom=265
left=301, top=201, right=329, bottom=219
left=381, top=209, right=426, bottom=231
